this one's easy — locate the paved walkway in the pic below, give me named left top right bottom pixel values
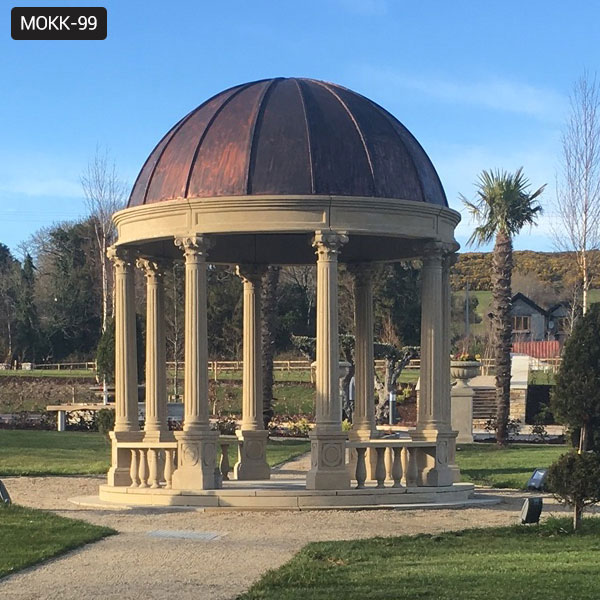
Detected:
left=0, top=455, right=566, bottom=600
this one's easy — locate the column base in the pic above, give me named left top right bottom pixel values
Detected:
left=306, top=430, right=350, bottom=490
left=171, top=430, right=219, bottom=490
left=107, top=430, right=144, bottom=487
left=143, top=429, right=175, bottom=443
left=411, top=429, right=457, bottom=487
left=233, top=429, right=270, bottom=480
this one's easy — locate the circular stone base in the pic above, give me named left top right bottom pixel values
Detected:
left=90, top=482, right=481, bottom=511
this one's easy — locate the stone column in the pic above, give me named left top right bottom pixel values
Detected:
left=445, top=252, right=461, bottom=482
left=171, top=235, right=218, bottom=490
left=137, top=258, right=170, bottom=442
left=234, top=265, right=270, bottom=480
left=346, top=264, right=377, bottom=479
left=414, top=242, right=455, bottom=486
left=350, top=264, right=376, bottom=437
left=107, top=245, right=141, bottom=487
left=306, top=231, right=350, bottom=490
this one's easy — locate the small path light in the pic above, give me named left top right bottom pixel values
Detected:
left=520, top=468, right=548, bottom=524
left=526, top=468, right=548, bottom=491
left=521, top=497, right=543, bottom=524
left=0, top=479, right=11, bottom=505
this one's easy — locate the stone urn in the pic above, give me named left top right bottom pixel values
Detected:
left=450, top=361, right=481, bottom=387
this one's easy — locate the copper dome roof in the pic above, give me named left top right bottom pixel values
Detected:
left=128, top=77, right=447, bottom=207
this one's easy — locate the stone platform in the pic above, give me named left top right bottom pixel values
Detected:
left=83, top=452, right=485, bottom=511
left=89, top=479, right=477, bottom=510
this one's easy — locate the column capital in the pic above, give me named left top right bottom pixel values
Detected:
left=422, top=241, right=457, bottom=266
left=444, top=252, right=459, bottom=269
left=107, top=245, right=132, bottom=268
left=174, top=235, right=212, bottom=259
left=235, top=264, right=267, bottom=285
left=136, top=257, right=168, bottom=280
left=312, top=230, right=348, bottom=258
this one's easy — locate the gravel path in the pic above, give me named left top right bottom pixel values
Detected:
left=0, top=455, right=567, bottom=600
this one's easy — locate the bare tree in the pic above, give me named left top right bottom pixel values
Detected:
left=280, top=266, right=315, bottom=331
left=553, top=73, right=600, bottom=315
left=81, top=147, right=128, bottom=334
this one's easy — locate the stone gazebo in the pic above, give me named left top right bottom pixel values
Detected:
left=98, top=77, right=473, bottom=508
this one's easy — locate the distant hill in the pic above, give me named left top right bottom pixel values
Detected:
left=451, top=250, right=600, bottom=291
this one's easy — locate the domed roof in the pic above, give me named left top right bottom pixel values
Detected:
left=128, top=77, right=447, bottom=207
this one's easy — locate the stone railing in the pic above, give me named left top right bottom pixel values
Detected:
left=116, top=441, right=178, bottom=489
left=217, top=435, right=239, bottom=481
left=115, top=435, right=240, bottom=488
left=346, top=440, right=437, bottom=489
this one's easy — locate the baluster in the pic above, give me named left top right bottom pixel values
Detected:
left=157, top=450, right=165, bottom=485
left=375, top=447, right=386, bottom=488
left=148, top=449, right=159, bottom=488
left=138, top=449, right=148, bottom=488
left=129, top=449, right=139, bottom=488
left=391, top=447, right=403, bottom=487
left=401, top=446, right=409, bottom=486
left=405, top=447, right=418, bottom=486
left=164, top=449, right=174, bottom=489
left=355, top=447, right=367, bottom=489
left=220, top=441, right=230, bottom=481
left=385, top=447, right=393, bottom=481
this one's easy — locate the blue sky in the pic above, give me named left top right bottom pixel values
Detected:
left=1, top=0, right=598, bottom=256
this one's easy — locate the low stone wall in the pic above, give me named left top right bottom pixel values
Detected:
left=509, top=389, right=527, bottom=423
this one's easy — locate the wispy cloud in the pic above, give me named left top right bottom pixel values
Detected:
left=0, top=152, right=84, bottom=199
left=355, top=66, right=567, bottom=121
left=0, top=176, right=82, bottom=199
left=431, top=141, right=558, bottom=251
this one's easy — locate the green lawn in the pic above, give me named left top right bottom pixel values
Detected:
left=238, top=517, right=600, bottom=600
left=0, top=369, right=95, bottom=379
left=0, top=431, right=569, bottom=489
left=0, top=504, right=115, bottom=579
left=0, top=431, right=111, bottom=476
left=528, top=370, right=556, bottom=385
left=456, top=443, right=567, bottom=489
left=0, top=430, right=310, bottom=477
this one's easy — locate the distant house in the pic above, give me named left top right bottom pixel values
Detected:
left=510, top=292, right=569, bottom=344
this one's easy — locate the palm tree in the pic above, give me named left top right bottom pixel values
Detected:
left=461, top=168, right=545, bottom=446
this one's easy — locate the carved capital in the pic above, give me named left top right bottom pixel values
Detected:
left=235, top=264, right=267, bottom=286
left=136, top=257, right=167, bottom=282
left=174, top=235, right=212, bottom=261
left=107, top=245, right=132, bottom=272
left=422, top=240, right=459, bottom=267
left=444, top=252, right=459, bottom=269
left=312, top=230, right=348, bottom=259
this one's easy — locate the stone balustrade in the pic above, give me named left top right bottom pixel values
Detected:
left=218, top=435, right=238, bottom=481
left=115, top=441, right=178, bottom=489
left=346, top=440, right=437, bottom=489
left=114, top=435, right=247, bottom=489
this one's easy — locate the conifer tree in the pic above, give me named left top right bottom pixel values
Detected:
left=552, top=303, right=600, bottom=452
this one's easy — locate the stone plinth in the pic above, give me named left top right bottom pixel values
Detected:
left=450, top=361, right=479, bottom=444
left=234, top=429, right=270, bottom=480
left=171, top=430, right=219, bottom=490
left=306, top=431, right=350, bottom=490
